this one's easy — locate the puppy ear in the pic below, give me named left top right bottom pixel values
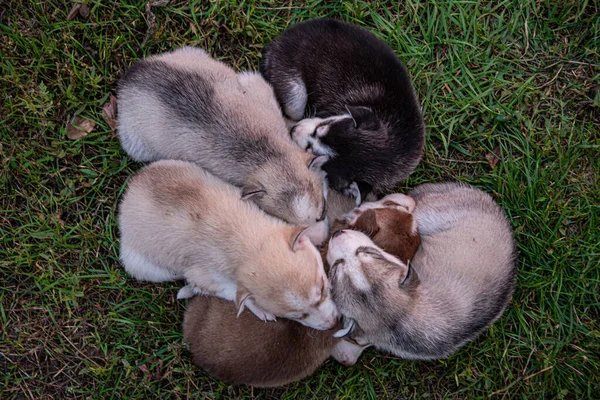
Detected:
left=352, top=209, right=381, bottom=236
left=241, top=182, right=266, bottom=200
left=289, top=225, right=309, bottom=251
left=308, top=154, right=329, bottom=171
left=235, top=287, right=252, bottom=317
left=347, top=106, right=380, bottom=130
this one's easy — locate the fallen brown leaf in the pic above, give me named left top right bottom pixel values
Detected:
left=138, top=363, right=150, bottom=378
left=66, top=116, right=95, bottom=140
left=78, top=4, right=90, bottom=18
left=101, top=95, right=118, bottom=132
left=485, top=145, right=502, bottom=169
left=66, top=3, right=81, bottom=20
left=66, top=3, right=90, bottom=20
left=142, top=0, right=171, bottom=47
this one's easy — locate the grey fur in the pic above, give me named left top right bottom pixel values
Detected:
left=328, top=182, right=517, bottom=360
left=117, top=46, right=327, bottom=225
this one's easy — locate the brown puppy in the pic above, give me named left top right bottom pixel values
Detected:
left=183, top=296, right=338, bottom=388
left=183, top=194, right=420, bottom=387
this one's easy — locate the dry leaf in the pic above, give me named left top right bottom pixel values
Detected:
left=67, top=116, right=95, bottom=140
left=485, top=145, right=501, bottom=169
left=152, top=359, right=164, bottom=380
left=142, top=0, right=171, bottom=47
left=138, top=364, right=150, bottom=377
left=102, top=95, right=118, bottom=132
left=66, top=3, right=82, bottom=20
left=66, top=3, right=90, bottom=20
left=78, top=4, right=90, bottom=18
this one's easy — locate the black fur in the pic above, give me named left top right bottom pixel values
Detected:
left=260, top=18, right=425, bottom=198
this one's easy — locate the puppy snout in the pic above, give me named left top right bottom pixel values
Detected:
left=332, top=230, right=345, bottom=238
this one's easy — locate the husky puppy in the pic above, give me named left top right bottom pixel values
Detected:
left=118, top=160, right=338, bottom=330
left=332, top=193, right=421, bottom=264
left=260, top=19, right=425, bottom=202
left=328, top=182, right=517, bottom=360
left=182, top=200, right=420, bottom=387
left=183, top=296, right=344, bottom=388
left=117, top=46, right=328, bottom=226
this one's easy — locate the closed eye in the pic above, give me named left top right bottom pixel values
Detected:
left=312, top=276, right=327, bottom=306
left=355, top=246, right=381, bottom=258
left=318, top=199, right=327, bottom=221
left=330, top=259, right=345, bottom=274
left=400, top=261, right=412, bottom=285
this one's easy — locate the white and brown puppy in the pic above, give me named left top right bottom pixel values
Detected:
left=183, top=201, right=421, bottom=387
left=328, top=182, right=517, bottom=360
left=261, top=19, right=425, bottom=203
left=117, top=46, right=328, bottom=227
left=118, top=160, right=337, bottom=330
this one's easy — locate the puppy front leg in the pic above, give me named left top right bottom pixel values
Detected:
left=342, top=182, right=362, bottom=206
left=243, top=298, right=277, bottom=322
left=176, top=284, right=202, bottom=300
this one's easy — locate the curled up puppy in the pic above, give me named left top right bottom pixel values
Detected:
left=117, top=46, right=329, bottom=228
left=182, top=195, right=420, bottom=387
left=118, top=160, right=337, bottom=330
left=328, top=182, right=517, bottom=360
left=261, top=19, right=425, bottom=203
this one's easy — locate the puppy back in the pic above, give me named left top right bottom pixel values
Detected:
left=183, top=296, right=337, bottom=387
left=406, top=182, right=517, bottom=354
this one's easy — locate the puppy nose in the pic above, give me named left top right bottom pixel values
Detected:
left=332, top=230, right=345, bottom=238
left=325, top=317, right=338, bottom=329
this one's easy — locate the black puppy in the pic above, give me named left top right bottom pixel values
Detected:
left=261, top=18, right=425, bottom=204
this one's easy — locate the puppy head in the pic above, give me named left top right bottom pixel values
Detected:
left=352, top=208, right=420, bottom=264
left=241, top=226, right=339, bottom=331
left=290, top=107, right=383, bottom=160
left=242, top=156, right=328, bottom=226
left=329, top=192, right=421, bottom=264
left=327, top=229, right=418, bottom=339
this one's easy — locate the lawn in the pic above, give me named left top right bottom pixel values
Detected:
left=1, top=1, right=599, bottom=398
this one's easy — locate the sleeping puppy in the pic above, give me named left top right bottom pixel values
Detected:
left=183, top=195, right=420, bottom=387
left=328, top=182, right=517, bottom=360
left=119, top=160, right=337, bottom=329
left=260, top=18, right=425, bottom=203
left=118, top=46, right=328, bottom=227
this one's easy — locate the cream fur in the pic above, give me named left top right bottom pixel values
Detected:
left=118, top=160, right=338, bottom=330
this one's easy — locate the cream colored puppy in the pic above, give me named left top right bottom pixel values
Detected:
left=118, top=160, right=338, bottom=330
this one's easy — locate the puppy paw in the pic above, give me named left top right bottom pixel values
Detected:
left=246, top=299, right=277, bottom=322
left=304, top=219, right=330, bottom=246
left=176, top=284, right=200, bottom=300
left=342, top=182, right=362, bottom=206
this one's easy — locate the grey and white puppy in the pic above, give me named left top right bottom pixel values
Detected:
left=328, top=182, right=517, bottom=360
left=117, top=46, right=328, bottom=226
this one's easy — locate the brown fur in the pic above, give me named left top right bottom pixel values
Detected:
left=351, top=208, right=421, bottom=264
left=183, top=296, right=338, bottom=388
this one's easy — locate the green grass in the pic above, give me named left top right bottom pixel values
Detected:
left=1, top=0, right=599, bottom=398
